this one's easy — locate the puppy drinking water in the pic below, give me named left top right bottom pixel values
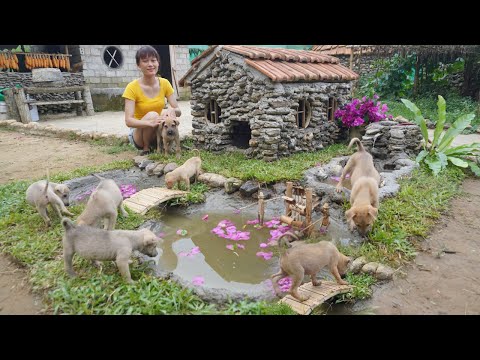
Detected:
left=26, top=179, right=73, bottom=226
left=271, top=233, right=351, bottom=302
left=164, top=149, right=201, bottom=191
left=61, top=218, right=161, bottom=283
left=76, top=174, right=128, bottom=230
left=335, top=138, right=380, bottom=236
left=156, top=108, right=181, bottom=158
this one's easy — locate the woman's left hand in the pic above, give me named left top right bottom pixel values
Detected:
left=166, top=108, right=177, bottom=118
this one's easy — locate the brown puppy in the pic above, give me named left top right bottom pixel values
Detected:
left=164, top=150, right=201, bottom=191
left=156, top=108, right=181, bottom=158
left=335, top=138, right=380, bottom=236
left=61, top=218, right=161, bottom=283
left=271, top=233, right=351, bottom=302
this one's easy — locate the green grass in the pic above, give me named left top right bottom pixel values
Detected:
left=335, top=273, right=377, bottom=303
left=149, top=144, right=352, bottom=183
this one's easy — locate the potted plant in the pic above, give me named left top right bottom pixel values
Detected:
left=335, top=94, right=392, bottom=140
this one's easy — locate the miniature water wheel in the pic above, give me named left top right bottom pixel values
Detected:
left=280, top=182, right=320, bottom=236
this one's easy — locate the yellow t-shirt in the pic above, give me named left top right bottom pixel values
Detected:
left=122, top=77, right=174, bottom=120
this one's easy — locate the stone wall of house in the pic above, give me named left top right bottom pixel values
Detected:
left=361, top=121, right=423, bottom=160
left=335, top=54, right=379, bottom=78
left=190, top=52, right=353, bottom=161
left=0, top=72, right=85, bottom=114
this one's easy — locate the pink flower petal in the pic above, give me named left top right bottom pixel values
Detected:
left=202, top=214, right=209, bottom=221
left=247, top=219, right=260, bottom=225
left=176, top=229, right=188, bottom=236
left=233, top=209, right=241, bottom=214
left=192, top=276, right=204, bottom=286
left=259, top=243, right=268, bottom=248
left=226, top=244, right=234, bottom=250
left=237, top=244, right=245, bottom=250
left=190, top=246, right=201, bottom=255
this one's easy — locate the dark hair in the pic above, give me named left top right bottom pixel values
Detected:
left=135, top=45, right=160, bottom=66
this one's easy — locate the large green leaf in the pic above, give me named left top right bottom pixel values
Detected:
left=424, top=155, right=443, bottom=176
left=467, top=161, right=480, bottom=176
left=401, top=98, right=429, bottom=148
left=444, top=142, right=480, bottom=156
left=432, top=96, right=446, bottom=148
left=447, top=156, right=468, bottom=168
left=416, top=149, right=429, bottom=163
left=437, top=113, right=476, bottom=152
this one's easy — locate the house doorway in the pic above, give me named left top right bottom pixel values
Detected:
left=231, top=121, right=251, bottom=149
left=151, top=45, right=172, bottom=84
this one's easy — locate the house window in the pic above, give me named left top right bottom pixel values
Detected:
left=103, top=46, right=123, bottom=69
left=205, top=99, right=222, bottom=124
left=327, top=97, right=338, bottom=122
left=296, top=99, right=312, bottom=128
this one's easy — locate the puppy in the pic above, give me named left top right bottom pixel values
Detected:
left=271, top=234, right=351, bottom=302
left=76, top=174, right=128, bottom=230
left=26, top=179, right=74, bottom=226
left=61, top=218, right=161, bottom=283
left=164, top=149, right=201, bottom=191
left=335, top=138, right=380, bottom=236
left=157, top=108, right=182, bottom=158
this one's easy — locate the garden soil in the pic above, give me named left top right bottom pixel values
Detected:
left=1, top=129, right=479, bottom=315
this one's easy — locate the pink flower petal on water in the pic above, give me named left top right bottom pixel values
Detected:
left=247, top=219, right=260, bottom=225
left=190, top=246, right=201, bottom=255
left=262, top=252, right=273, bottom=260
left=176, top=229, right=188, bottom=236
left=226, top=244, right=234, bottom=250
left=178, top=251, right=188, bottom=257
left=259, top=243, right=268, bottom=248
left=233, top=209, right=241, bottom=214
left=192, top=276, right=204, bottom=286
left=202, top=214, right=209, bottom=221
left=237, top=244, right=245, bottom=250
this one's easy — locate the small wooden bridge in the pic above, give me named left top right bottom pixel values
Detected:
left=123, top=187, right=187, bottom=214
left=279, top=281, right=353, bottom=315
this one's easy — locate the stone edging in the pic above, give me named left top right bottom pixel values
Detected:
left=0, top=119, right=129, bottom=146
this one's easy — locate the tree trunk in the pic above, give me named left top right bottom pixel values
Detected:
left=462, top=55, right=474, bottom=97
left=413, top=55, right=420, bottom=97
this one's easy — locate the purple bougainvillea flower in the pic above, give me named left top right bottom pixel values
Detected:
left=192, top=276, right=204, bottom=286
left=265, top=219, right=281, bottom=228
left=233, top=209, right=241, bottom=214
left=237, top=244, right=245, bottom=250
left=202, top=214, right=209, bottom=221
left=259, top=243, right=268, bottom=248
left=176, top=229, right=188, bottom=236
left=278, top=277, right=292, bottom=292
left=190, top=246, right=201, bottom=255
left=178, top=251, right=188, bottom=257
left=247, top=219, right=260, bottom=225
left=226, top=244, right=234, bottom=250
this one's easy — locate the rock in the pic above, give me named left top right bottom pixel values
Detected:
left=361, top=262, right=380, bottom=275
left=163, top=162, right=178, bottom=174
left=134, top=155, right=148, bottom=166
left=224, top=177, right=243, bottom=194
left=239, top=180, right=260, bottom=197
left=198, top=173, right=228, bottom=188
left=139, top=159, right=154, bottom=170
left=272, top=182, right=286, bottom=195
left=145, top=162, right=158, bottom=175
left=32, top=68, right=64, bottom=83
left=375, top=264, right=395, bottom=280
left=252, top=188, right=274, bottom=199
left=153, top=163, right=166, bottom=176
left=349, top=256, right=368, bottom=274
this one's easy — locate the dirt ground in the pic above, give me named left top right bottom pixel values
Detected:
left=0, top=129, right=135, bottom=314
left=1, top=129, right=479, bottom=315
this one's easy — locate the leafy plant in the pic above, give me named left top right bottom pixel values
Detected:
left=401, top=95, right=480, bottom=176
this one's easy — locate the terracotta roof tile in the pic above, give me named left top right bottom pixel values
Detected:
left=179, top=45, right=359, bottom=86
left=312, top=45, right=376, bottom=56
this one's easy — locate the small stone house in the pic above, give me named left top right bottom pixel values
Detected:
left=179, top=45, right=359, bottom=161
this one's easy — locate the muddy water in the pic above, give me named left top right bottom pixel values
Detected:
left=155, top=212, right=279, bottom=291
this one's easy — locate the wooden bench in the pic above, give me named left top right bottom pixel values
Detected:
left=9, top=85, right=95, bottom=124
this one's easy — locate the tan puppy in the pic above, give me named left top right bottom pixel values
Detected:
left=335, top=138, right=380, bottom=236
left=156, top=108, right=181, bottom=158
left=164, top=150, right=201, bottom=191
left=76, top=174, right=128, bottom=230
left=26, top=179, right=73, bottom=226
left=271, top=233, right=351, bottom=302
left=61, top=218, right=161, bottom=283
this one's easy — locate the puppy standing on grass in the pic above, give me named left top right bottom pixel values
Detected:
left=76, top=174, right=128, bottom=230
left=335, top=137, right=380, bottom=236
left=61, top=218, right=161, bottom=283
left=271, top=232, right=351, bottom=302
left=156, top=108, right=182, bottom=158
left=26, top=178, right=74, bottom=227
left=164, top=149, right=201, bottom=191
